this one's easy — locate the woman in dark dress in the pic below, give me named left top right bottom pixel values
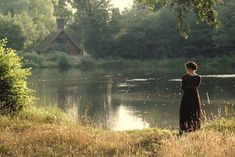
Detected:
left=180, top=62, right=202, bottom=134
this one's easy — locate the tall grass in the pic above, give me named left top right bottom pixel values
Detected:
left=0, top=106, right=173, bottom=156
left=158, top=131, right=235, bottom=157
left=0, top=106, right=234, bottom=156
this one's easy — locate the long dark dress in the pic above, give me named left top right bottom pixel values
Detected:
left=180, top=74, right=202, bottom=133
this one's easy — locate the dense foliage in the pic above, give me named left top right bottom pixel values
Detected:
left=213, top=0, right=235, bottom=53
left=0, top=0, right=56, bottom=48
left=0, top=40, right=32, bottom=115
left=0, top=15, right=25, bottom=50
left=0, top=0, right=234, bottom=59
left=136, top=0, right=223, bottom=37
left=71, top=0, right=112, bottom=57
left=70, top=0, right=235, bottom=58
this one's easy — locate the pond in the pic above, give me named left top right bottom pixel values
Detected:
left=29, top=69, right=235, bottom=131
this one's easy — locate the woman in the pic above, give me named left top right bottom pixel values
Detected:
left=180, top=61, right=202, bottom=134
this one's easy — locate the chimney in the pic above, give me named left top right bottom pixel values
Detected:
left=57, top=18, right=65, bottom=30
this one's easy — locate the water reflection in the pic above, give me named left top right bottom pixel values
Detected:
left=108, top=105, right=150, bottom=131
left=28, top=70, right=235, bottom=131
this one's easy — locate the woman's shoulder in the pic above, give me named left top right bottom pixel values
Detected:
left=182, top=74, right=188, bottom=77
left=193, top=74, right=202, bottom=81
left=182, top=74, right=201, bottom=79
left=195, top=74, right=202, bottom=78
left=182, top=74, right=188, bottom=79
left=197, top=75, right=202, bottom=80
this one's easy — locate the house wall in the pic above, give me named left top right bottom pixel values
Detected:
left=65, top=39, right=81, bottom=56
left=56, top=32, right=81, bottom=56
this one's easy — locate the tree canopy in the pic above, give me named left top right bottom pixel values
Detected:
left=71, top=0, right=112, bottom=57
left=0, top=0, right=56, bottom=48
left=0, top=0, right=234, bottom=59
left=67, top=0, right=234, bottom=58
left=136, top=0, right=223, bottom=37
left=0, top=15, right=25, bottom=50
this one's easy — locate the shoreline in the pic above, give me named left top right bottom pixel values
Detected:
left=20, top=52, right=235, bottom=74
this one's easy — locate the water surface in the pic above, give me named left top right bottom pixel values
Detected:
left=29, top=69, right=235, bottom=131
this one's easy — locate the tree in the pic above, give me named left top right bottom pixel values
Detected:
left=110, top=8, right=122, bottom=37
left=213, top=0, right=235, bottom=54
left=180, top=22, right=215, bottom=57
left=136, top=0, right=223, bottom=37
left=105, top=5, right=221, bottom=58
left=71, top=0, right=112, bottom=57
left=26, top=0, right=56, bottom=44
left=54, top=0, right=74, bottom=25
left=13, top=12, right=39, bottom=47
left=0, top=39, right=32, bottom=115
left=0, top=0, right=28, bottom=15
left=0, top=0, right=57, bottom=48
left=111, top=7, right=180, bottom=59
left=0, top=15, right=25, bottom=50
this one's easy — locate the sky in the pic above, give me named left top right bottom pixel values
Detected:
left=111, top=0, right=133, bottom=11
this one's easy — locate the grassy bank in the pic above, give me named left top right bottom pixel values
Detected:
left=20, top=51, right=235, bottom=74
left=0, top=106, right=234, bottom=157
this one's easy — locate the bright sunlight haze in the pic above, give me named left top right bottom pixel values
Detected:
left=111, top=0, right=133, bottom=11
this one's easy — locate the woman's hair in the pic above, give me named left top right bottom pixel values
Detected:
left=185, top=61, right=198, bottom=71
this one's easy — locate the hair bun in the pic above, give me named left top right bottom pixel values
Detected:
left=185, top=61, right=198, bottom=70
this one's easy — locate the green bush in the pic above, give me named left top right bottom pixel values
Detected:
left=77, top=57, right=96, bottom=70
left=56, top=52, right=71, bottom=69
left=20, top=51, right=80, bottom=69
left=19, top=51, right=44, bottom=68
left=0, top=39, right=33, bottom=115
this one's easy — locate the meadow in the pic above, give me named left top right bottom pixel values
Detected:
left=0, top=106, right=234, bottom=157
left=1, top=0, right=235, bottom=156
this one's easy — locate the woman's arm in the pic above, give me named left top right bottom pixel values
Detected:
left=197, top=76, right=202, bottom=88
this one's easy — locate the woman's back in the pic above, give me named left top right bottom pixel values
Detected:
left=180, top=62, right=202, bottom=134
left=182, top=74, right=201, bottom=90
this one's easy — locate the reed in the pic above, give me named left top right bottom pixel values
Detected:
left=0, top=106, right=234, bottom=157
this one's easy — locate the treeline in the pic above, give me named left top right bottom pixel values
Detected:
left=0, top=0, right=234, bottom=59
left=0, top=0, right=57, bottom=50
left=71, top=0, right=235, bottom=58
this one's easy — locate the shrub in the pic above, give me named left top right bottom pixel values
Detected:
left=77, top=57, right=96, bottom=70
left=19, top=51, right=44, bottom=68
left=56, top=52, right=71, bottom=69
left=0, top=39, right=33, bottom=115
left=19, top=51, right=80, bottom=68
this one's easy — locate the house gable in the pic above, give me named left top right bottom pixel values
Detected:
left=39, top=29, right=82, bottom=56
